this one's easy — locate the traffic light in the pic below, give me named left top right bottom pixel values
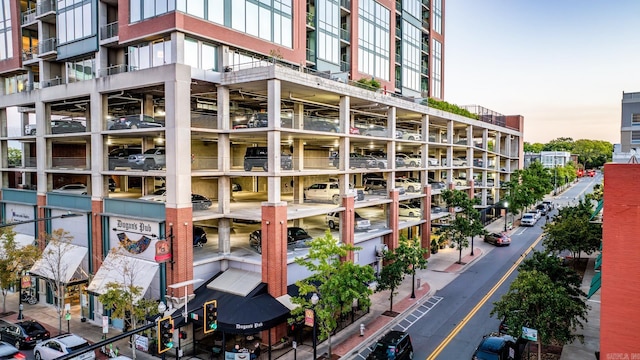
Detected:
left=157, top=316, right=174, bottom=354
left=204, top=300, right=218, bottom=334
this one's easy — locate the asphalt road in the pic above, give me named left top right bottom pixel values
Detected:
left=366, top=175, right=602, bottom=360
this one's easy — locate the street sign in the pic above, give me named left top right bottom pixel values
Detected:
left=102, top=316, right=109, bottom=333
left=522, top=327, right=538, bottom=341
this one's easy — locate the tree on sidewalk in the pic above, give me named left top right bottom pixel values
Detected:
left=376, top=246, right=406, bottom=314
left=97, top=246, right=158, bottom=360
left=437, top=189, right=485, bottom=263
left=289, top=231, right=375, bottom=358
left=543, top=199, right=601, bottom=263
left=0, top=228, right=41, bottom=313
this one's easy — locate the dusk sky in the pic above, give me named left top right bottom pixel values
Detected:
left=444, top=0, right=640, bottom=144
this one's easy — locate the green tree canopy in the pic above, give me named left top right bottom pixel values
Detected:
left=289, top=231, right=375, bottom=357
left=491, top=269, right=588, bottom=346
left=543, top=200, right=602, bottom=261
left=437, top=189, right=486, bottom=263
left=524, top=142, right=545, bottom=153
left=0, top=228, right=41, bottom=313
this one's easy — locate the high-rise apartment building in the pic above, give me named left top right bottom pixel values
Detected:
left=0, top=0, right=523, bottom=345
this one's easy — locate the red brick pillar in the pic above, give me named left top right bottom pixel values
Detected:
left=384, top=190, right=400, bottom=251
left=165, top=207, right=194, bottom=298
left=421, top=185, right=432, bottom=259
left=91, top=200, right=104, bottom=269
left=36, top=194, right=47, bottom=249
left=341, top=195, right=356, bottom=262
left=260, top=202, right=288, bottom=345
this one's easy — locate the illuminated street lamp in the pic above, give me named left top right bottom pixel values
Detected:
left=311, top=293, right=319, bottom=360
left=504, top=201, right=509, bottom=232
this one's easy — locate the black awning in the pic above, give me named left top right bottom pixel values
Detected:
left=177, top=281, right=290, bottom=334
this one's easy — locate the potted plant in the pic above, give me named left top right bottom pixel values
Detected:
left=430, top=238, right=439, bottom=254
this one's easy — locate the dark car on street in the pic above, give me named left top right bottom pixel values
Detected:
left=484, top=232, right=511, bottom=246
left=0, top=341, right=23, bottom=360
left=249, top=227, right=313, bottom=254
left=471, top=333, right=520, bottom=360
left=0, top=320, right=50, bottom=349
left=109, top=114, right=163, bottom=130
left=366, top=330, right=413, bottom=360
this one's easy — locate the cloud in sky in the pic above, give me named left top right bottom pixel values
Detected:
left=444, top=0, right=640, bottom=144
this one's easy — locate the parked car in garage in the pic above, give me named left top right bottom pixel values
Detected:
left=304, top=182, right=363, bottom=204
left=193, top=226, right=208, bottom=247
left=326, top=212, right=371, bottom=231
left=484, top=232, right=511, bottom=246
left=109, top=114, right=163, bottom=130
left=52, top=184, right=88, bottom=195
left=249, top=227, right=313, bottom=254
left=399, top=203, right=422, bottom=218
left=395, top=178, right=422, bottom=193
left=108, top=147, right=141, bottom=170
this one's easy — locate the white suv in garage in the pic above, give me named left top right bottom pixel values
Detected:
left=304, top=182, right=363, bottom=205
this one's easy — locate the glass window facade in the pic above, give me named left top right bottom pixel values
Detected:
left=57, top=0, right=94, bottom=45
left=403, top=0, right=420, bottom=20
left=67, top=58, right=95, bottom=82
left=432, top=39, right=442, bottom=98
left=127, top=38, right=172, bottom=70
left=184, top=37, right=218, bottom=70
left=0, top=0, right=13, bottom=60
left=4, top=74, right=29, bottom=94
left=433, top=0, right=442, bottom=34
left=131, top=0, right=292, bottom=48
left=317, top=0, right=340, bottom=64
left=358, top=0, right=390, bottom=81
left=401, top=21, right=420, bottom=91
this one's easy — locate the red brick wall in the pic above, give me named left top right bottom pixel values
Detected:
left=165, top=207, right=194, bottom=298
left=601, top=163, right=640, bottom=356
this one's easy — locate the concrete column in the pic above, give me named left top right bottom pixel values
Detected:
left=217, top=86, right=231, bottom=214
left=171, top=31, right=185, bottom=65
left=267, top=80, right=282, bottom=204
left=339, top=96, right=350, bottom=172
left=339, top=96, right=350, bottom=135
left=387, top=107, right=396, bottom=176
left=144, top=94, right=154, bottom=116
left=218, top=218, right=231, bottom=254
left=90, top=92, right=106, bottom=198
left=293, top=103, right=304, bottom=130
left=35, top=102, right=48, bottom=194
left=293, top=139, right=304, bottom=171
left=164, top=66, right=192, bottom=208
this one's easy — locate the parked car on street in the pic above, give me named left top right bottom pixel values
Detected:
left=33, top=334, right=95, bottom=360
left=484, top=232, right=511, bottom=246
left=109, top=114, right=163, bottom=130
left=366, top=330, right=413, bottom=360
left=521, top=213, right=537, bottom=226
left=471, top=333, right=521, bottom=360
left=249, top=227, right=313, bottom=254
left=0, top=341, right=24, bottom=360
left=0, top=320, right=50, bottom=349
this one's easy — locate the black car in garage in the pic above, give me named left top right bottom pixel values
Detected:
left=249, top=227, right=313, bottom=254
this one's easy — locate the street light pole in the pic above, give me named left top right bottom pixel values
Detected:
left=311, top=293, right=319, bottom=360
left=504, top=201, right=509, bottom=232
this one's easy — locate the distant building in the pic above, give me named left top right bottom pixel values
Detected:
left=619, top=91, right=640, bottom=153
left=524, top=151, right=574, bottom=168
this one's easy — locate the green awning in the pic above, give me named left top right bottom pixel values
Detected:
left=587, top=271, right=601, bottom=298
left=589, top=199, right=604, bottom=221
left=595, top=253, right=602, bottom=270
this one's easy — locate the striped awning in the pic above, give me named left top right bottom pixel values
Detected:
left=587, top=271, right=601, bottom=299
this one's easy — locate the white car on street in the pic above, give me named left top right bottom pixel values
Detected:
left=34, top=334, right=95, bottom=360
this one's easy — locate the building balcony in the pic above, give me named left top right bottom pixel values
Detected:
left=38, top=38, right=57, bottom=59
left=422, top=43, right=429, bottom=53
left=100, top=21, right=119, bottom=46
left=340, top=0, right=351, bottom=10
left=396, top=53, right=401, bottom=63
left=340, top=61, right=350, bottom=72
left=21, top=8, right=37, bottom=29
left=306, top=12, right=315, bottom=28
left=22, top=46, right=39, bottom=63
left=306, top=48, right=316, bottom=63
left=42, top=77, right=65, bottom=88
left=422, top=18, right=430, bottom=30
left=422, top=0, right=430, bottom=7
left=97, top=64, right=138, bottom=77
left=340, top=28, right=350, bottom=43
left=421, top=64, right=429, bottom=74
left=36, top=0, right=56, bottom=23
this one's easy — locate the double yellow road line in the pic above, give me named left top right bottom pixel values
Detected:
left=426, top=236, right=543, bottom=360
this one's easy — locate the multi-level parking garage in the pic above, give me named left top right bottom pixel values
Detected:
left=0, top=59, right=522, bottom=329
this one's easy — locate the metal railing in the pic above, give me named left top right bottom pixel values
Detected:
left=423, top=0, right=430, bottom=7
left=36, top=0, right=56, bottom=16
left=39, top=37, right=57, bottom=54
left=100, top=21, right=119, bottom=39
left=97, top=64, right=137, bottom=77
left=22, top=8, right=36, bottom=24
left=42, top=77, right=64, bottom=88
left=422, top=19, right=430, bottom=29
left=422, top=42, right=429, bottom=52
left=22, top=46, right=39, bottom=61
left=340, top=28, right=349, bottom=42
left=340, top=61, right=350, bottom=72
left=306, top=48, right=315, bottom=62
left=340, top=0, right=351, bottom=9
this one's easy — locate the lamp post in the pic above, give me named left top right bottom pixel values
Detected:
left=410, top=264, right=416, bottom=299
left=504, top=201, right=509, bottom=232
left=311, top=293, right=319, bottom=360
